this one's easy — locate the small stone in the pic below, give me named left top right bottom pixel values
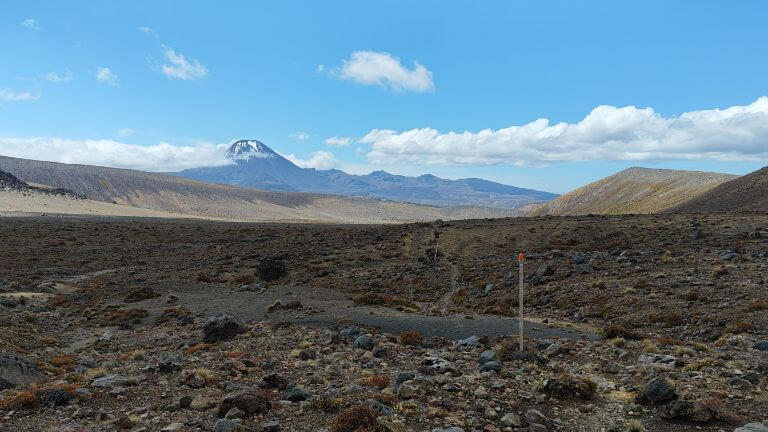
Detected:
left=528, top=424, right=548, bottom=432
left=500, top=413, right=522, bottom=427
left=456, top=335, right=480, bottom=348
left=524, top=409, right=547, bottom=426
left=479, top=361, right=501, bottom=373
left=398, top=383, right=417, bottom=399
left=754, top=341, right=768, bottom=351
left=478, top=350, right=497, bottom=364
left=212, top=419, right=241, bottom=432
left=160, top=423, right=185, bottom=432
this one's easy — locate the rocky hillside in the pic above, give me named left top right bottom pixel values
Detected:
left=669, top=166, right=768, bottom=213
left=527, top=167, right=737, bottom=216
left=0, top=156, right=516, bottom=223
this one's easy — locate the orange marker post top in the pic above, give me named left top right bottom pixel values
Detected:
left=518, top=252, right=525, bottom=262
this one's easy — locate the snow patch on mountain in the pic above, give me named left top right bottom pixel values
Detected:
left=225, top=140, right=277, bottom=162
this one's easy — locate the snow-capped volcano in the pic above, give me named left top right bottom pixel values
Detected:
left=225, top=139, right=277, bottom=162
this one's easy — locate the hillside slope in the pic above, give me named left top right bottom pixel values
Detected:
left=527, top=167, right=737, bottom=216
left=0, top=156, right=515, bottom=223
left=669, top=166, right=768, bottom=213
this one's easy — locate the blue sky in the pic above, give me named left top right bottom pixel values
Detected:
left=2, top=1, right=768, bottom=193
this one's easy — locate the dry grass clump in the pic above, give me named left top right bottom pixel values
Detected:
left=727, top=319, right=755, bottom=334
left=399, top=330, right=422, bottom=346
left=101, top=308, right=148, bottom=326
left=610, top=337, right=626, bottom=348
left=50, top=354, right=76, bottom=367
left=309, top=397, right=342, bottom=413
left=330, top=405, right=386, bottom=432
left=625, top=419, right=644, bottom=432
left=642, top=342, right=661, bottom=354
left=353, top=293, right=420, bottom=312
left=185, top=343, right=214, bottom=355
left=84, top=367, right=107, bottom=380
left=540, top=373, right=597, bottom=400
left=154, top=307, right=192, bottom=325
left=0, top=384, right=79, bottom=411
left=361, top=375, right=390, bottom=390
left=746, top=298, right=768, bottom=312
left=267, top=300, right=303, bottom=312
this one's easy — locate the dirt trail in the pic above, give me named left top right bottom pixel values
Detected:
left=135, top=284, right=596, bottom=342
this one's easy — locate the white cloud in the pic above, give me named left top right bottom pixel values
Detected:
left=21, top=19, right=42, bottom=31
left=45, top=69, right=73, bottom=82
left=160, top=46, right=208, bottom=80
left=361, top=97, right=768, bottom=166
left=316, top=64, right=325, bottom=73
left=95, top=67, right=118, bottom=85
left=334, top=51, right=434, bottom=93
left=324, top=136, right=352, bottom=147
left=0, top=89, right=40, bottom=102
left=283, top=150, right=339, bottom=170
left=289, top=131, right=311, bottom=141
left=138, top=26, right=158, bottom=38
left=0, top=138, right=231, bottom=172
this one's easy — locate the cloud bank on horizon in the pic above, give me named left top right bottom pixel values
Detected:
left=1, top=97, right=767, bottom=172
left=362, top=96, right=768, bottom=166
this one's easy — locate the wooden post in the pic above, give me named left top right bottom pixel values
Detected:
left=518, top=252, right=525, bottom=351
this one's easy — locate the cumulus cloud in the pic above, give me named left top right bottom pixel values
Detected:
left=323, top=136, right=352, bottom=147
left=45, top=69, right=73, bottom=82
left=0, top=89, right=40, bottom=102
left=160, top=46, right=208, bottom=80
left=95, top=67, right=118, bottom=85
left=333, top=51, right=434, bottom=93
left=289, top=131, right=311, bottom=141
left=283, top=150, right=339, bottom=170
left=21, top=19, right=42, bottom=31
left=361, top=97, right=768, bottom=166
left=0, top=138, right=231, bottom=172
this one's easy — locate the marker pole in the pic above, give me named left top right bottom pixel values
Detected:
left=518, top=253, right=525, bottom=351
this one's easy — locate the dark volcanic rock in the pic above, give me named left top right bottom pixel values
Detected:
left=636, top=376, right=677, bottom=405
left=256, top=258, right=286, bottom=282
left=218, top=391, right=271, bottom=417
left=658, top=400, right=714, bottom=423
left=0, top=353, right=46, bottom=389
left=203, top=314, right=245, bottom=342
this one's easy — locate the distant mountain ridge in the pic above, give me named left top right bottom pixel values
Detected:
left=526, top=167, right=738, bottom=216
left=174, top=140, right=557, bottom=208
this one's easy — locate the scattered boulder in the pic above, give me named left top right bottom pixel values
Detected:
left=256, top=258, right=286, bottom=282
left=657, top=400, right=714, bottom=423
left=754, top=341, right=768, bottom=351
left=456, top=335, right=480, bottom=349
left=203, top=314, right=245, bottom=343
left=541, top=373, right=597, bottom=400
left=218, top=391, right=271, bottom=417
left=282, top=386, right=310, bottom=402
left=260, top=373, right=288, bottom=390
left=157, top=352, right=181, bottom=373
left=479, top=360, right=501, bottom=373
left=212, top=418, right=240, bottom=432
left=0, top=353, right=46, bottom=389
left=354, top=334, right=375, bottom=351
left=636, top=376, right=676, bottom=405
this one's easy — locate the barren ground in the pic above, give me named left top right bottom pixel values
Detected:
left=1, top=214, right=767, bottom=432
